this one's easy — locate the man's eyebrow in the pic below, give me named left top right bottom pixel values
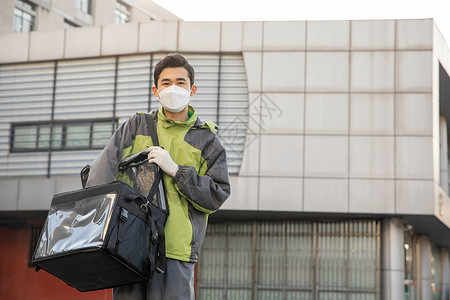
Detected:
left=160, top=77, right=187, bottom=82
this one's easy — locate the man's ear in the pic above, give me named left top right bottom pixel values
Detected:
left=190, top=85, right=197, bottom=97
left=152, top=86, right=159, bottom=97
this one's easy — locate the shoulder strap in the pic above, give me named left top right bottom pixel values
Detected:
left=145, top=109, right=159, bottom=146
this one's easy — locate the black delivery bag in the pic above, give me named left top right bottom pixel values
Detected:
left=32, top=150, right=167, bottom=292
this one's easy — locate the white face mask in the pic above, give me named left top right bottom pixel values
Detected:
left=157, top=85, right=191, bottom=113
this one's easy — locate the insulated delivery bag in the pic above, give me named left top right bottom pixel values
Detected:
left=32, top=148, right=168, bottom=292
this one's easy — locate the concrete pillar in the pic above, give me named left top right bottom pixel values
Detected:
left=421, top=236, right=432, bottom=300
left=441, top=249, right=449, bottom=300
left=381, top=218, right=404, bottom=300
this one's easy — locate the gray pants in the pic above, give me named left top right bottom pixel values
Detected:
left=113, top=259, right=195, bottom=300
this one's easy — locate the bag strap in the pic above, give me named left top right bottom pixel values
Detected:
left=145, top=110, right=159, bottom=146
left=154, top=220, right=166, bottom=274
left=145, top=110, right=167, bottom=274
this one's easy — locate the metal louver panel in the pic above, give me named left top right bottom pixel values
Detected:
left=0, top=62, right=55, bottom=176
left=217, top=55, right=249, bottom=176
left=1, top=53, right=248, bottom=177
left=116, top=55, right=151, bottom=119
left=54, top=58, right=116, bottom=119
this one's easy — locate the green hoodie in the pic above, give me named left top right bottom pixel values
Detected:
left=86, top=106, right=230, bottom=262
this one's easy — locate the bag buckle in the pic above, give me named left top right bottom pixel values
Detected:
left=120, top=208, right=128, bottom=222
left=140, top=199, right=150, bottom=213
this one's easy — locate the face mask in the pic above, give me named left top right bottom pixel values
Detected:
left=157, top=85, right=191, bottom=113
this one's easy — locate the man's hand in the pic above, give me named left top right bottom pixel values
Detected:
left=148, top=146, right=178, bottom=177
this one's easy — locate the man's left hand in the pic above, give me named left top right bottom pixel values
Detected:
left=148, top=146, right=178, bottom=177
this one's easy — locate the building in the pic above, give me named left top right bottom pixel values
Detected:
left=0, top=0, right=179, bottom=34
left=0, top=2, right=450, bottom=300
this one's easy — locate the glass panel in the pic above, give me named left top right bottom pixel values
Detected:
left=198, top=220, right=380, bottom=299
left=13, top=1, right=34, bottom=33
left=228, top=289, right=252, bottom=300
left=65, top=123, right=90, bottom=147
left=431, top=246, right=441, bottom=300
left=115, top=2, right=129, bottom=25
left=92, top=122, right=113, bottom=147
left=13, top=125, right=36, bottom=148
left=319, top=292, right=347, bottom=299
left=286, top=222, right=313, bottom=290
left=197, top=289, right=222, bottom=300
left=75, top=0, right=91, bottom=14
left=348, top=293, right=377, bottom=300
left=348, top=221, right=377, bottom=290
left=317, top=223, right=347, bottom=290
left=37, top=124, right=63, bottom=149
left=52, top=124, right=63, bottom=148
left=287, top=291, right=313, bottom=300
left=258, top=223, right=285, bottom=290
left=228, top=224, right=253, bottom=289
left=37, top=125, right=50, bottom=148
left=257, top=290, right=283, bottom=300
left=404, top=232, right=418, bottom=300
left=199, top=224, right=226, bottom=289
left=13, top=8, right=23, bottom=33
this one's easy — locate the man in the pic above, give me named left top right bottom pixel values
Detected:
left=86, top=53, right=231, bottom=299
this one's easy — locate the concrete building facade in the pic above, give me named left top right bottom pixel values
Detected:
left=1, top=3, right=450, bottom=299
left=0, top=0, right=179, bottom=34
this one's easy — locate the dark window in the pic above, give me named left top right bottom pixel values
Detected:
left=10, top=119, right=117, bottom=152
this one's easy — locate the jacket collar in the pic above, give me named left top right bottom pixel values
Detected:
left=157, top=105, right=200, bottom=129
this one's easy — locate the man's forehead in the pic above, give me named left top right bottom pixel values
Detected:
left=159, top=67, right=189, bottom=81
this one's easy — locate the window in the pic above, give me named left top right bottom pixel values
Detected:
left=13, top=0, right=35, bottom=33
left=431, top=246, right=442, bottom=300
left=198, top=220, right=380, bottom=299
left=10, top=120, right=117, bottom=152
left=75, top=0, right=92, bottom=14
left=404, top=231, right=419, bottom=300
left=115, top=1, right=130, bottom=24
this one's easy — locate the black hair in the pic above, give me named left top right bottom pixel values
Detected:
left=153, top=53, right=195, bottom=88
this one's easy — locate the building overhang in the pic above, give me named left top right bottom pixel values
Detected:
left=212, top=210, right=450, bottom=248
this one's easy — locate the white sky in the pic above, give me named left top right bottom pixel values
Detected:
left=153, top=0, right=450, bottom=45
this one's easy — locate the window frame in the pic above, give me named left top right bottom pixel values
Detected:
left=13, top=0, right=36, bottom=33
left=115, top=1, right=130, bottom=24
left=10, top=118, right=117, bottom=153
left=75, top=0, right=92, bottom=15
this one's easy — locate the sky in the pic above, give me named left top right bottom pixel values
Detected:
left=153, top=0, right=450, bottom=45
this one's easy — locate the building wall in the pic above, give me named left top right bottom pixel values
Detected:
left=0, top=226, right=112, bottom=300
left=2, top=18, right=450, bottom=300
left=1, top=19, right=449, bottom=223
